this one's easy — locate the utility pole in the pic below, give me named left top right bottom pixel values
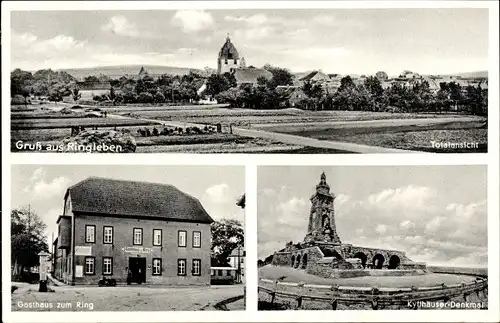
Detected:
left=28, top=204, right=32, bottom=273
left=237, top=246, right=241, bottom=284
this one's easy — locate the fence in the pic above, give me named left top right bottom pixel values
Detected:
left=258, top=277, right=488, bottom=310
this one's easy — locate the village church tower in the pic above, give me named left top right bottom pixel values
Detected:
left=217, top=35, right=240, bottom=74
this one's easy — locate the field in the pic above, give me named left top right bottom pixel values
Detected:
left=11, top=103, right=488, bottom=153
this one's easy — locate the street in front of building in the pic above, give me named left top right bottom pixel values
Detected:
left=12, top=282, right=244, bottom=311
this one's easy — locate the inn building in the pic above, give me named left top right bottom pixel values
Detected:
left=52, top=177, right=214, bottom=285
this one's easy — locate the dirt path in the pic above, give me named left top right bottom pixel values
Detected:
left=233, top=128, right=420, bottom=153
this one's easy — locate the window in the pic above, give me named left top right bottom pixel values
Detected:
left=224, top=59, right=228, bottom=64
left=103, top=226, right=113, bottom=244
left=133, top=228, right=143, bottom=245
left=234, top=59, right=237, bottom=64
left=85, top=225, right=95, bottom=243
left=84, top=257, right=95, bottom=275
left=153, top=229, right=162, bottom=246
left=241, top=257, right=244, bottom=264
left=152, top=258, right=162, bottom=276
left=217, top=270, right=222, bottom=276
left=177, top=259, right=186, bottom=276
left=178, top=230, right=187, bottom=247
left=227, top=269, right=232, bottom=276
left=192, top=231, right=201, bottom=248
left=192, top=259, right=201, bottom=276
left=103, top=257, right=113, bottom=275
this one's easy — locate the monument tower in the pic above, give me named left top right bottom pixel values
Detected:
left=305, top=172, right=341, bottom=244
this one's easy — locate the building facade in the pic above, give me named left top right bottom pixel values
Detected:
left=228, top=247, right=245, bottom=283
left=53, top=177, right=213, bottom=285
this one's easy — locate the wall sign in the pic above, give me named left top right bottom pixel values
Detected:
left=75, top=246, right=92, bottom=256
left=121, top=246, right=152, bottom=254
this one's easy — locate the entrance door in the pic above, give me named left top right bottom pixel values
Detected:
left=128, top=257, right=146, bottom=284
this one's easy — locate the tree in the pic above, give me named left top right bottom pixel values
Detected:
left=11, top=208, right=49, bottom=276
left=338, top=75, right=357, bottom=92
left=215, top=88, right=244, bottom=108
left=211, top=219, right=244, bottom=266
left=375, top=71, right=388, bottom=81
left=204, top=73, right=237, bottom=97
left=301, top=81, right=324, bottom=110
left=108, top=87, right=117, bottom=105
left=263, top=64, right=294, bottom=88
left=11, top=69, right=34, bottom=99
left=72, top=87, right=81, bottom=102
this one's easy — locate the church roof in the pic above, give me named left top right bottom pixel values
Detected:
left=233, top=68, right=272, bottom=84
left=65, top=177, right=214, bottom=223
left=219, top=36, right=240, bottom=60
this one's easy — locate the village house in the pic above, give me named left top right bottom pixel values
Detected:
left=52, top=177, right=214, bottom=286
left=228, top=247, right=246, bottom=283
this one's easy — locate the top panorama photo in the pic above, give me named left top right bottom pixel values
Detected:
left=10, top=9, right=488, bottom=153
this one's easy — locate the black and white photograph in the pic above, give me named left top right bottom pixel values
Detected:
left=2, top=1, right=500, bottom=323
left=9, top=8, right=488, bottom=153
left=10, top=165, right=245, bottom=311
left=258, top=166, right=488, bottom=310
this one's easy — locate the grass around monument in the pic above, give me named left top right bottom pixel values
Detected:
left=259, top=265, right=478, bottom=288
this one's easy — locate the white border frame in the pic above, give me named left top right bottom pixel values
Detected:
left=2, top=1, right=499, bottom=322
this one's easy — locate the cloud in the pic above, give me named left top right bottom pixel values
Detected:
left=24, top=176, right=71, bottom=200
left=171, top=10, right=214, bottom=33
left=203, top=183, right=231, bottom=204
left=225, top=14, right=270, bottom=26
left=12, top=32, right=86, bottom=56
left=101, top=15, right=140, bottom=37
left=29, top=167, right=46, bottom=182
left=234, top=26, right=275, bottom=41
left=11, top=30, right=216, bottom=70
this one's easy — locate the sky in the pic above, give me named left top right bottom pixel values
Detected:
left=11, top=165, right=245, bottom=245
left=10, top=8, right=488, bottom=75
left=258, top=166, right=487, bottom=267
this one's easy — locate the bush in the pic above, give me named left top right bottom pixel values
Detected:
left=138, top=92, right=154, bottom=104
left=122, top=92, right=138, bottom=104
left=154, top=92, right=166, bottom=103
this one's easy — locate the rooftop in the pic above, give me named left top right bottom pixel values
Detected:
left=65, top=177, right=214, bottom=223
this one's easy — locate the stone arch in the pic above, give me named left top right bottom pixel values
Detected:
left=301, top=253, right=308, bottom=269
left=295, top=254, right=301, bottom=269
left=291, top=255, right=295, bottom=267
left=372, top=254, right=385, bottom=269
left=353, top=252, right=368, bottom=268
left=388, top=255, right=401, bottom=269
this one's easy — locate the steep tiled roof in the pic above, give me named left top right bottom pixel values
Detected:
left=66, top=177, right=214, bottom=223
left=219, top=37, right=240, bottom=60
left=233, top=68, right=272, bottom=84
